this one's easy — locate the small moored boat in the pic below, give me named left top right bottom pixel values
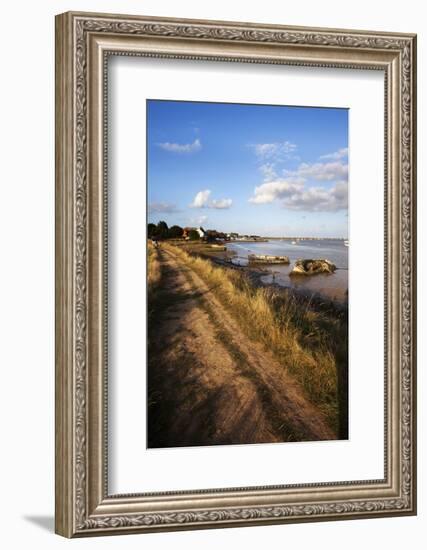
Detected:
left=248, top=254, right=290, bottom=264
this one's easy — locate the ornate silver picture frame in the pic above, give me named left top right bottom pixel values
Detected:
left=55, top=11, right=417, bottom=537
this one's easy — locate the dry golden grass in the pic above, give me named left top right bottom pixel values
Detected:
left=163, top=242, right=345, bottom=432
left=147, top=241, right=161, bottom=292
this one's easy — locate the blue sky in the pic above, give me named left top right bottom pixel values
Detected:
left=147, top=100, right=348, bottom=237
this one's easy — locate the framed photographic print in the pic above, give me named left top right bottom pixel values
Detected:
left=55, top=11, right=417, bottom=537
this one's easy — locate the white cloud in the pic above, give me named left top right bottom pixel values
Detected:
left=190, top=189, right=232, bottom=209
left=190, top=189, right=211, bottom=208
left=211, top=198, right=233, bottom=209
left=249, top=142, right=348, bottom=212
left=250, top=142, right=299, bottom=183
left=319, top=147, right=348, bottom=160
left=283, top=181, right=348, bottom=212
left=252, top=141, right=297, bottom=161
left=158, top=138, right=202, bottom=153
left=259, top=163, right=277, bottom=182
left=148, top=202, right=179, bottom=213
left=249, top=179, right=304, bottom=204
left=285, top=160, right=348, bottom=181
left=249, top=155, right=348, bottom=212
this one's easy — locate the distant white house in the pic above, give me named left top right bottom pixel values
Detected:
left=183, top=226, right=206, bottom=240
left=197, top=227, right=206, bottom=239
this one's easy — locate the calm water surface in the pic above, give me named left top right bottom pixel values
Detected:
left=228, top=239, right=348, bottom=303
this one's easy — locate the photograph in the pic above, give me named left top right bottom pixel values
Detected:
left=147, top=99, right=349, bottom=448
left=52, top=8, right=416, bottom=539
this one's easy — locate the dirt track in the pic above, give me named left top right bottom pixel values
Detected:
left=147, top=247, right=336, bottom=448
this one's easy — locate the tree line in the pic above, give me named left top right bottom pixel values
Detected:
left=148, top=221, right=197, bottom=240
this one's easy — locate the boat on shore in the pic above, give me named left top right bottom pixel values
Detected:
left=248, top=254, right=290, bottom=265
left=290, top=258, right=336, bottom=276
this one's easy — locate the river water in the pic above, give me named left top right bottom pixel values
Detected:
left=228, top=239, right=348, bottom=303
